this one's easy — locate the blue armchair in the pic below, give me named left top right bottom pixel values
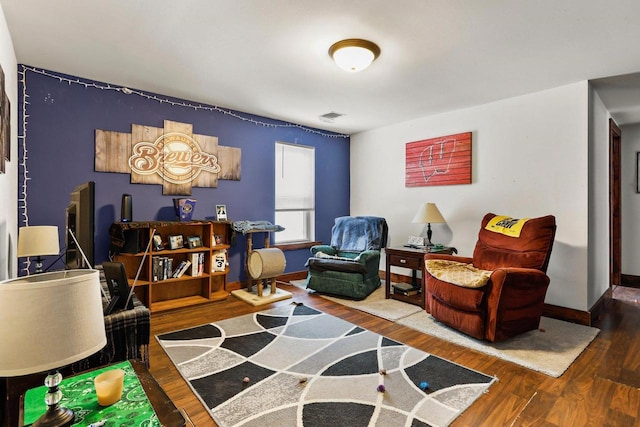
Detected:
left=305, top=216, right=388, bottom=300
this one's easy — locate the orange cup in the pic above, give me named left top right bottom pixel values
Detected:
left=94, top=369, right=125, bottom=406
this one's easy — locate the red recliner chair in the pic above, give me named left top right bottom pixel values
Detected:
left=424, top=213, right=556, bottom=342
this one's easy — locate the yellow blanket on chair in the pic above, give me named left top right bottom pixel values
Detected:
left=425, top=260, right=492, bottom=288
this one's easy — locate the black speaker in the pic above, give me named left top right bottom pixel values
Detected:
left=121, top=194, right=132, bottom=222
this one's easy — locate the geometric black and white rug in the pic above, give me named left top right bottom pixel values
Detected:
left=156, top=303, right=496, bottom=427
left=291, top=281, right=599, bottom=378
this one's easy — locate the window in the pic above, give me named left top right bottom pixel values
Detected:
left=275, top=142, right=315, bottom=243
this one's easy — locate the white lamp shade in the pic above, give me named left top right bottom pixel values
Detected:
left=412, top=203, right=446, bottom=224
left=332, top=46, right=376, bottom=72
left=0, top=270, right=107, bottom=376
left=329, top=39, right=380, bottom=73
left=17, top=225, right=60, bottom=257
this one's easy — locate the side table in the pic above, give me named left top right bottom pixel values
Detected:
left=20, top=360, right=185, bottom=426
left=385, top=246, right=457, bottom=308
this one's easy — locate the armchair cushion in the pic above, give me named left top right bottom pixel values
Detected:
left=425, top=259, right=492, bottom=288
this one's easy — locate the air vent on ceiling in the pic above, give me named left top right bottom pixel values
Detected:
left=319, top=111, right=345, bottom=123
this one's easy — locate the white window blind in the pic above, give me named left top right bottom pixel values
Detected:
left=275, top=142, right=315, bottom=243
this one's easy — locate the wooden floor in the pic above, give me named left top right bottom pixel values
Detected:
left=149, top=284, right=640, bottom=427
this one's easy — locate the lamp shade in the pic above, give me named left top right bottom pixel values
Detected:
left=412, top=203, right=446, bottom=224
left=329, top=39, right=380, bottom=72
left=17, top=226, right=60, bottom=257
left=0, top=270, right=107, bottom=376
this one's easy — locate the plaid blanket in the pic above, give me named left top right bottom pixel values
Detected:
left=70, top=280, right=150, bottom=373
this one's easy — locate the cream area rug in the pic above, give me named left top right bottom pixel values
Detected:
left=156, top=304, right=496, bottom=427
left=397, top=312, right=599, bottom=378
left=290, top=280, right=599, bottom=378
left=289, top=280, right=422, bottom=321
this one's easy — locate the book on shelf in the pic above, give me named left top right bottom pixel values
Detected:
left=165, top=257, right=173, bottom=279
left=172, top=260, right=191, bottom=278
left=190, top=252, right=205, bottom=277
left=392, top=282, right=420, bottom=296
left=152, top=256, right=175, bottom=281
left=396, top=288, right=419, bottom=296
left=198, top=253, right=205, bottom=276
left=152, top=256, right=159, bottom=282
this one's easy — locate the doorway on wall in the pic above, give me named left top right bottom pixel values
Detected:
left=609, top=119, right=640, bottom=295
left=611, top=118, right=640, bottom=308
left=610, top=118, right=622, bottom=291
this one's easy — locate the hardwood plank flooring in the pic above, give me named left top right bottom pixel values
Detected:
left=149, top=284, right=640, bottom=426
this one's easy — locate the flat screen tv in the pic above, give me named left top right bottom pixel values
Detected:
left=65, top=181, right=95, bottom=269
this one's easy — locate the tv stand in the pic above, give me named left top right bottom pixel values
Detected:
left=110, top=220, right=231, bottom=313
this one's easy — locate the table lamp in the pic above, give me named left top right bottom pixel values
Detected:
left=0, top=270, right=107, bottom=426
left=412, top=202, right=447, bottom=247
left=17, top=226, right=60, bottom=273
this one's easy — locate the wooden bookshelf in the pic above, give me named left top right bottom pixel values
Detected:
left=112, top=220, right=231, bottom=313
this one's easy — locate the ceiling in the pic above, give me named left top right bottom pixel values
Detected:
left=3, top=0, right=640, bottom=134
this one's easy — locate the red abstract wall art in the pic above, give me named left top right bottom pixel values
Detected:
left=405, top=132, right=472, bottom=187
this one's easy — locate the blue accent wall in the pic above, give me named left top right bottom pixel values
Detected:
left=18, top=66, right=350, bottom=280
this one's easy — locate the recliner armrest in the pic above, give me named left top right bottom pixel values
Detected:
left=484, top=267, right=550, bottom=341
left=311, top=245, right=336, bottom=256
left=488, top=267, right=550, bottom=290
left=306, top=257, right=368, bottom=274
left=355, top=250, right=379, bottom=264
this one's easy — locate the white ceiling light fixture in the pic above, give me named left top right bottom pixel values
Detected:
left=329, top=39, right=380, bottom=73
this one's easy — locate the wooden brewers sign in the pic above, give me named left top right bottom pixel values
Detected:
left=405, top=132, right=471, bottom=187
left=95, top=120, right=241, bottom=195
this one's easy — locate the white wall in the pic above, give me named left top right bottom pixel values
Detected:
left=621, top=122, right=640, bottom=276
left=0, top=5, right=17, bottom=280
left=351, top=81, right=592, bottom=311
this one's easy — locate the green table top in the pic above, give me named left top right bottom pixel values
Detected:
left=23, top=361, right=160, bottom=426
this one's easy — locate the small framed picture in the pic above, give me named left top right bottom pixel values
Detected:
left=216, top=204, right=227, bottom=221
left=152, top=235, right=164, bottom=251
left=186, top=235, right=203, bottom=249
left=168, top=234, right=184, bottom=250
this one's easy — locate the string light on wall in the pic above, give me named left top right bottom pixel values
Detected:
left=18, top=65, right=349, bottom=274
left=20, top=66, right=349, bottom=138
left=18, top=66, right=32, bottom=275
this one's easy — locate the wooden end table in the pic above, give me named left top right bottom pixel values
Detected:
left=385, top=246, right=457, bottom=308
left=19, top=360, right=185, bottom=426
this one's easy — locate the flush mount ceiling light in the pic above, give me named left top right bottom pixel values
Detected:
left=329, top=38, right=380, bottom=73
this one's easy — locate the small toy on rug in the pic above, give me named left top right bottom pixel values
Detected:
left=377, top=384, right=386, bottom=393
left=243, top=377, right=250, bottom=384
left=379, top=369, right=387, bottom=376
left=419, top=381, right=429, bottom=391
